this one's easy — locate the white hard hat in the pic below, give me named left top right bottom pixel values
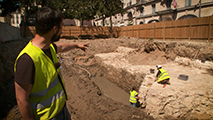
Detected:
left=156, top=65, right=162, bottom=68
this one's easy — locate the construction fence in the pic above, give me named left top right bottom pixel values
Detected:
left=28, top=15, right=213, bottom=41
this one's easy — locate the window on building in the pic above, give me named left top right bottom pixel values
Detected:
left=152, top=4, right=156, bottom=13
left=128, top=12, right=133, bottom=21
left=140, top=7, right=144, bottom=16
left=185, top=0, right=191, bottom=7
left=104, top=19, right=107, bottom=25
left=121, top=14, right=124, bottom=23
left=115, top=16, right=117, bottom=24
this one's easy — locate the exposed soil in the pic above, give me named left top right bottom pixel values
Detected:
left=1, top=37, right=213, bottom=120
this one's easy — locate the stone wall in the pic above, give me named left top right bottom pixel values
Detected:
left=94, top=46, right=145, bottom=93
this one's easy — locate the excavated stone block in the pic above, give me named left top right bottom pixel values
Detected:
left=178, top=74, right=189, bottom=81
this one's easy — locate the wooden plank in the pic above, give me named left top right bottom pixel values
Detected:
left=146, top=29, right=154, bottom=38
left=176, top=19, right=191, bottom=27
left=190, top=16, right=209, bottom=26
left=154, top=22, right=164, bottom=28
left=165, top=20, right=176, bottom=27
left=190, top=25, right=209, bottom=39
left=165, top=27, right=176, bottom=39
left=155, top=28, right=163, bottom=38
left=209, top=15, right=213, bottom=40
left=176, top=27, right=189, bottom=39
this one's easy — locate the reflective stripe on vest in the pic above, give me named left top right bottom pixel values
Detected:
left=14, top=40, right=67, bottom=120
left=31, top=89, right=64, bottom=110
left=129, top=90, right=138, bottom=103
left=30, top=77, right=59, bottom=97
left=158, top=68, right=170, bottom=82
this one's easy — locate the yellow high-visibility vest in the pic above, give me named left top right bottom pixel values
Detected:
left=158, top=68, right=170, bottom=82
left=129, top=90, right=138, bottom=103
left=14, top=40, right=68, bottom=120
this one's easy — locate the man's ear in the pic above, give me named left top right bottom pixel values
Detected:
left=53, top=26, right=58, bottom=33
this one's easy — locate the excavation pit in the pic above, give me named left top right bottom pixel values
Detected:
left=1, top=38, right=213, bottom=119
left=57, top=38, right=213, bottom=119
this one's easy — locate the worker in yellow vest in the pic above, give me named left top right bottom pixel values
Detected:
left=156, top=65, right=171, bottom=85
left=14, top=7, right=89, bottom=120
left=129, top=86, right=140, bottom=107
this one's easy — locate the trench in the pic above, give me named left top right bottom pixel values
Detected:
left=91, top=76, right=130, bottom=105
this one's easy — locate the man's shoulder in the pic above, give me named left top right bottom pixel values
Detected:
left=19, top=53, right=32, bottom=60
left=17, top=53, right=34, bottom=65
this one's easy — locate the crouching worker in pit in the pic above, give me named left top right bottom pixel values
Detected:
left=129, top=86, right=140, bottom=107
left=155, top=65, right=171, bottom=85
left=14, top=7, right=89, bottom=120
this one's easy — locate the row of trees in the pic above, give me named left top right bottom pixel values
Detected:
left=0, top=0, right=126, bottom=37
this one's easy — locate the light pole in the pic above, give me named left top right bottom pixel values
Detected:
left=199, top=0, right=202, bottom=17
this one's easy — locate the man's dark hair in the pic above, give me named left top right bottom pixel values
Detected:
left=35, top=7, right=63, bottom=35
left=131, top=86, right=136, bottom=91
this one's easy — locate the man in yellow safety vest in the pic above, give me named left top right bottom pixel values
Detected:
left=155, top=65, right=171, bottom=85
left=14, top=7, right=89, bottom=120
left=129, top=86, right=140, bottom=107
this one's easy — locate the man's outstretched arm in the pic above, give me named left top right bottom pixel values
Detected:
left=15, top=82, right=34, bottom=120
left=55, top=42, right=89, bottom=53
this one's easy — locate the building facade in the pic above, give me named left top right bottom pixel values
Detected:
left=94, top=0, right=213, bottom=27
left=11, top=10, right=22, bottom=28
left=0, top=9, right=22, bottom=28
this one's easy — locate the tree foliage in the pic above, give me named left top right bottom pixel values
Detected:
left=62, top=0, right=99, bottom=26
left=98, top=0, right=125, bottom=17
left=1, top=0, right=126, bottom=33
left=0, top=0, right=20, bottom=16
left=96, top=0, right=126, bottom=37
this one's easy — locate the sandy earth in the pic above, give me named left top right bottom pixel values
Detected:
left=59, top=38, right=213, bottom=119
left=91, top=77, right=130, bottom=105
left=1, top=37, right=213, bottom=119
left=57, top=38, right=155, bottom=120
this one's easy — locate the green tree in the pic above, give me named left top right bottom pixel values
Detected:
left=18, top=0, right=38, bottom=37
left=0, top=0, right=20, bottom=16
left=63, top=0, right=98, bottom=26
left=97, top=0, right=126, bottom=38
left=19, top=0, right=67, bottom=25
left=18, top=0, right=67, bottom=37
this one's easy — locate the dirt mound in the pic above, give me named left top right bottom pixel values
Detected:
left=0, top=39, right=28, bottom=118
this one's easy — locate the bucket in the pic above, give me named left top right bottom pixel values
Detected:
left=201, top=58, right=206, bottom=63
left=150, top=69, right=155, bottom=74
